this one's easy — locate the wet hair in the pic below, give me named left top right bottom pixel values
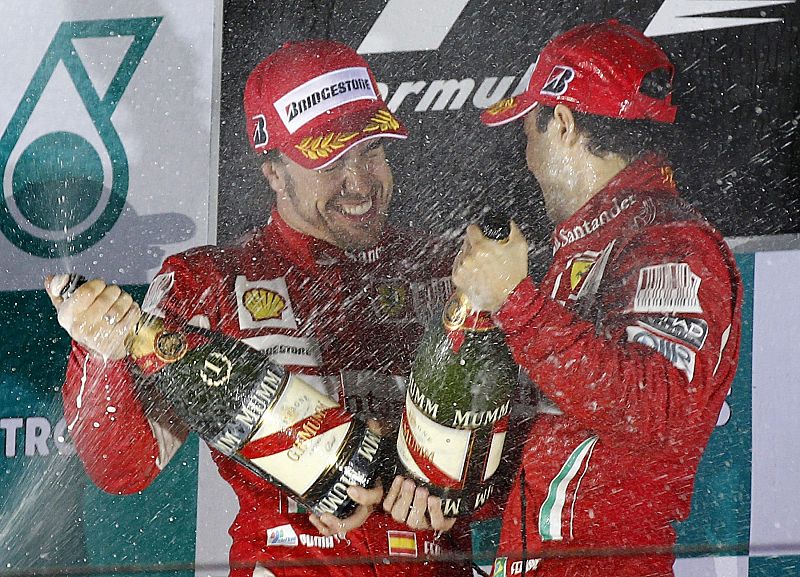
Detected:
left=535, top=68, right=675, bottom=162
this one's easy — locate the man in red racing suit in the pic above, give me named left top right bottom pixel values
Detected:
left=453, top=21, right=743, bottom=577
left=48, top=40, right=472, bottom=577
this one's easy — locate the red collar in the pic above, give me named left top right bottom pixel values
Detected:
left=251, top=208, right=393, bottom=275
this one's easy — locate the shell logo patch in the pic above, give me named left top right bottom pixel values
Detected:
left=244, top=287, right=286, bottom=321
left=235, top=276, right=297, bottom=330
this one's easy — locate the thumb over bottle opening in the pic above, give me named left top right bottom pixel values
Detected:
left=479, top=209, right=511, bottom=242
left=56, top=273, right=87, bottom=300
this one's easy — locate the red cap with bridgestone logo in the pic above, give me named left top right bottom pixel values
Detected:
left=244, top=40, right=407, bottom=170
left=481, top=20, right=677, bottom=126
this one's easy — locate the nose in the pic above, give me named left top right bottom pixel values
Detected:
left=343, top=158, right=376, bottom=197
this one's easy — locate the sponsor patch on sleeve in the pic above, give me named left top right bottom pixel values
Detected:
left=626, top=325, right=697, bottom=382
left=632, top=263, right=702, bottom=314
left=387, top=530, right=417, bottom=557
left=639, top=316, right=708, bottom=349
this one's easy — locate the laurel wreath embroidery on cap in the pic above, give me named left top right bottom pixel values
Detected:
left=660, top=166, right=675, bottom=187
left=485, top=97, right=516, bottom=116
left=294, top=110, right=402, bottom=161
left=295, top=132, right=359, bottom=160
left=362, top=110, right=400, bottom=132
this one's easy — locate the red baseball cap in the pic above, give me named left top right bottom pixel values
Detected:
left=244, top=40, right=407, bottom=170
left=481, top=20, right=677, bottom=127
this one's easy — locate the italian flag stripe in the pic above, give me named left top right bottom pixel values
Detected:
left=538, top=435, right=598, bottom=542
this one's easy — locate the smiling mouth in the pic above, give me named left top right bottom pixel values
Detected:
left=339, top=196, right=374, bottom=217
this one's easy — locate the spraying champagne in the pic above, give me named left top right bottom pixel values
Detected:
left=57, top=274, right=388, bottom=518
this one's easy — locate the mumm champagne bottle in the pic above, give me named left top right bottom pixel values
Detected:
left=58, top=274, right=385, bottom=518
left=396, top=213, right=518, bottom=516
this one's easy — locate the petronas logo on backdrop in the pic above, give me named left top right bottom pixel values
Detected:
left=0, top=18, right=161, bottom=258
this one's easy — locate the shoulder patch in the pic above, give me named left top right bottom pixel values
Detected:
left=551, top=240, right=615, bottom=309
left=639, top=316, right=708, bottom=349
left=626, top=325, right=697, bottom=381
left=632, top=263, right=702, bottom=314
left=236, top=275, right=297, bottom=330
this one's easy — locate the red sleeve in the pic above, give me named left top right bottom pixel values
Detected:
left=60, top=251, right=218, bottom=494
left=494, top=223, right=742, bottom=448
left=141, top=250, right=227, bottom=328
left=62, top=342, right=162, bottom=494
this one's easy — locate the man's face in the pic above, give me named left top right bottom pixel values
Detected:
left=270, top=140, right=393, bottom=250
left=523, top=109, right=560, bottom=217
left=522, top=108, right=575, bottom=224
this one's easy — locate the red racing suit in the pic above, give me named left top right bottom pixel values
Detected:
left=490, top=155, right=743, bottom=577
left=61, top=209, right=473, bottom=577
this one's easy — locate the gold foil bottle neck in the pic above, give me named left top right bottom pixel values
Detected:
left=125, top=313, right=166, bottom=360
left=443, top=292, right=472, bottom=331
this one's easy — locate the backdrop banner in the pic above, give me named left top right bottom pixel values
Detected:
left=217, top=0, right=799, bottom=249
left=2, top=1, right=799, bottom=577
left=0, top=0, right=219, bottom=574
left=0, top=0, right=219, bottom=290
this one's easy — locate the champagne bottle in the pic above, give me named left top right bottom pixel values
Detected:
left=58, top=274, right=386, bottom=518
left=395, top=213, right=518, bottom=517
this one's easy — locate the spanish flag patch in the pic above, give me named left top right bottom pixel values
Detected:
left=387, top=530, right=418, bottom=557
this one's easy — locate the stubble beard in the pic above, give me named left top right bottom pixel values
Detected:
left=284, top=175, right=388, bottom=251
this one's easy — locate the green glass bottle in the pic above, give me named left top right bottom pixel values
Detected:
left=395, top=213, right=518, bottom=516
left=58, top=274, right=386, bottom=518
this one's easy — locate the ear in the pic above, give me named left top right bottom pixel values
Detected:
left=552, top=104, right=581, bottom=147
left=261, top=156, right=287, bottom=195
